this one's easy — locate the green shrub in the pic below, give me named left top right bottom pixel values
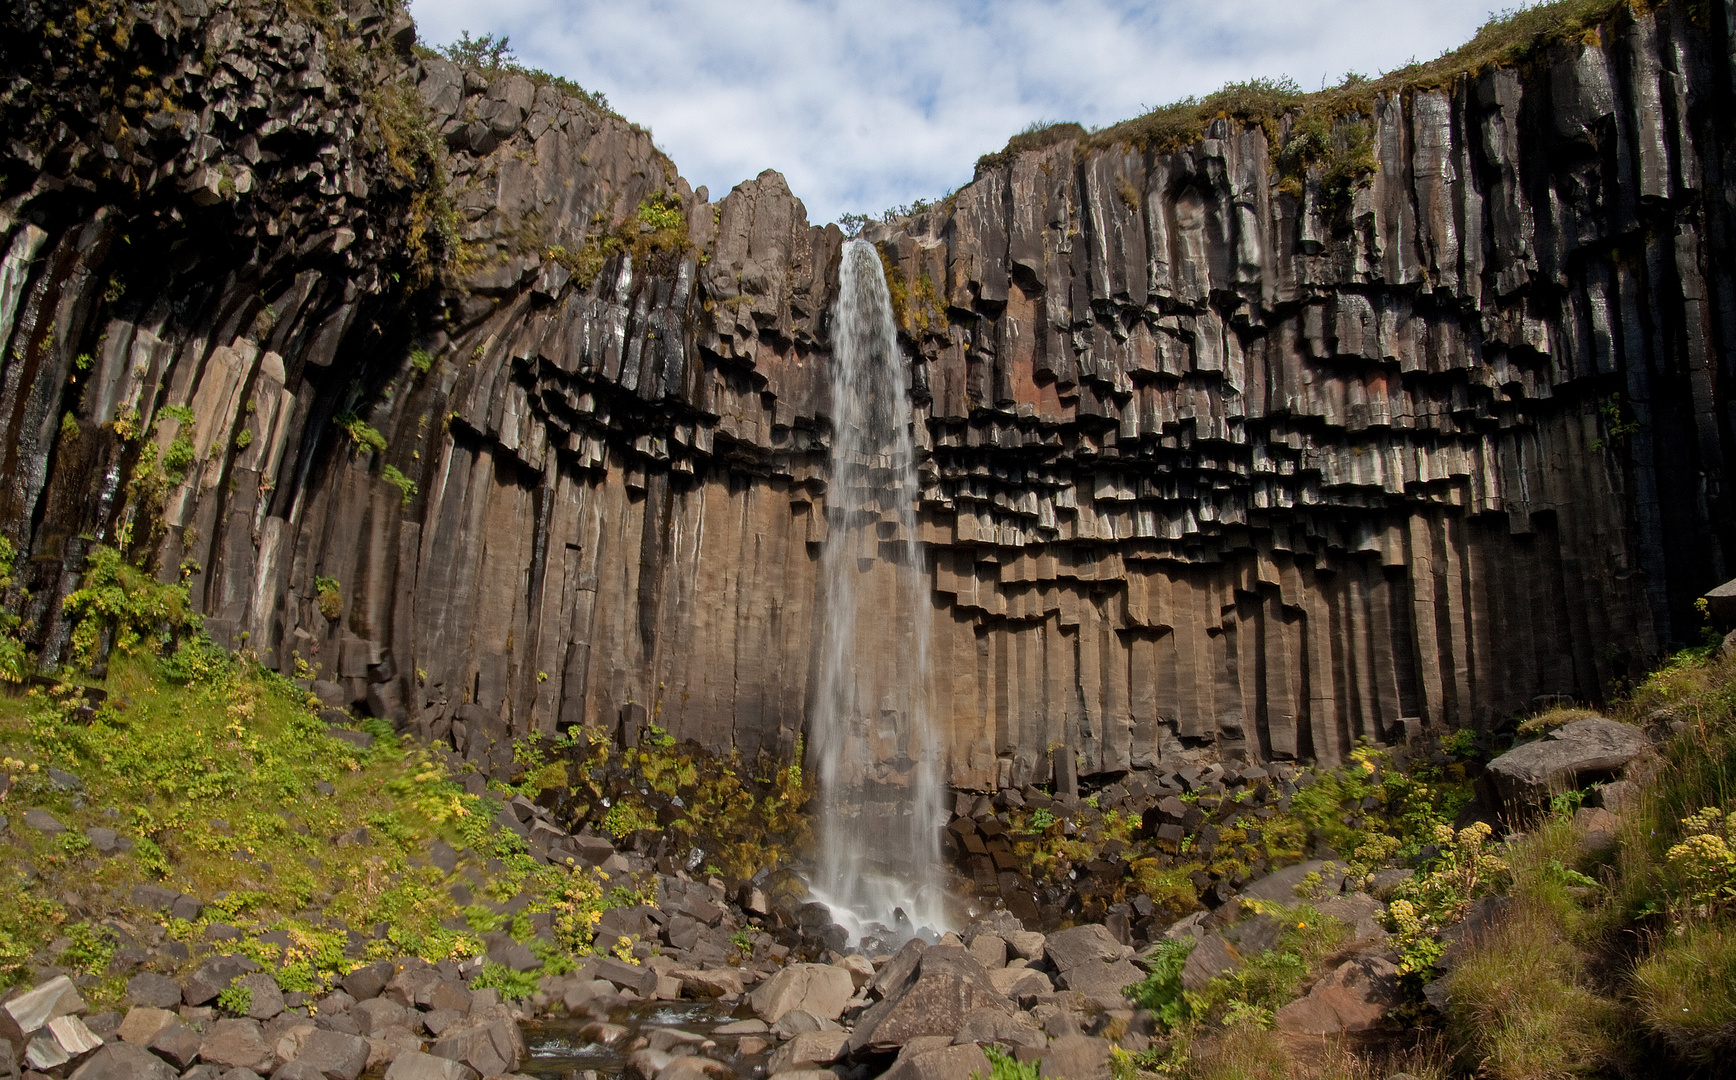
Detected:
left=976, top=1045, right=1041, bottom=1080
left=435, top=31, right=612, bottom=114
left=61, top=545, right=202, bottom=671
left=0, top=537, right=27, bottom=682
left=601, top=800, right=658, bottom=839
left=381, top=465, right=418, bottom=506
left=162, top=436, right=197, bottom=482
left=314, top=576, right=343, bottom=620
left=216, top=983, right=252, bottom=1015
left=334, top=413, right=387, bottom=454
left=1125, top=936, right=1193, bottom=1027
left=469, top=960, right=540, bottom=1000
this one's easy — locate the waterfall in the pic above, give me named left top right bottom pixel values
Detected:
left=808, top=239, right=949, bottom=948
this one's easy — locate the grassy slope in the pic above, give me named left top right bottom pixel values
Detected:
left=1442, top=645, right=1736, bottom=1079
left=0, top=653, right=621, bottom=1008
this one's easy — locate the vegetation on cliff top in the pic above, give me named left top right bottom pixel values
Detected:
left=976, top=0, right=1670, bottom=176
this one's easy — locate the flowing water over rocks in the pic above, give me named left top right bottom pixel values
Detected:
left=808, top=240, right=949, bottom=947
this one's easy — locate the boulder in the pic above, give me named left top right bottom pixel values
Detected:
left=1316, top=893, right=1388, bottom=943
left=1043, top=925, right=1130, bottom=974
left=424, top=981, right=471, bottom=1015
left=365, top=1025, right=423, bottom=1070
left=658, top=1057, right=733, bottom=1080
left=1481, top=718, right=1651, bottom=820
left=273, top=1023, right=318, bottom=1067
left=382, top=1050, right=479, bottom=1080
left=871, top=938, right=929, bottom=999
left=1703, top=577, right=1736, bottom=627
left=1179, top=935, right=1240, bottom=992
left=672, top=967, right=744, bottom=998
left=1237, top=860, right=1344, bottom=904
left=1274, top=954, right=1401, bottom=1035
left=353, top=997, right=410, bottom=1035
left=592, top=956, right=660, bottom=997
left=880, top=1042, right=992, bottom=1080
left=838, top=954, right=875, bottom=987
left=117, top=1007, right=177, bottom=1046
left=952, top=1008, right=1045, bottom=1052
left=988, top=967, right=1051, bottom=1000
left=624, top=1048, right=673, bottom=1080
left=419, top=1009, right=464, bottom=1038
left=771, top=1010, right=836, bottom=1038
left=237, top=973, right=285, bottom=1020
left=147, top=1019, right=203, bottom=1069
left=764, top=1030, right=848, bottom=1074
left=340, top=963, right=393, bottom=1002
left=1004, top=930, right=1046, bottom=962
left=1039, top=1036, right=1112, bottom=1080
left=199, top=1019, right=275, bottom=1073
left=183, top=956, right=255, bottom=1006
left=290, top=1029, right=371, bottom=1080
left=22, top=808, right=65, bottom=834
left=44, top=1015, right=103, bottom=1058
left=747, top=964, right=854, bottom=1024
left=67, top=1041, right=177, bottom=1080
left=274, top=1063, right=329, bottom=1080
left=847, top=948, right=1012, bottom=1053
left=429, top=1017, right=523, bottom=1077
left=3, top=974, right=85, bottom=1039
left=126, top=974, right=184, bottom=1010
left=1056, top=958, right=1143, bottom=999
left=1573, top=806, right=1622, bottom=851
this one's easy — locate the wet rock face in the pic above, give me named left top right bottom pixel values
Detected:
left=2, top=2, right=1734, bottom=781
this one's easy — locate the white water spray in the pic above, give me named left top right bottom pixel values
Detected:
left=808, top=240, right=949, bottom=947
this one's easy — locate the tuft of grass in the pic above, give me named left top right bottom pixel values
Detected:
left=1184, top=1019, right=1293, bottom=1080
left=1444, top=895, right=1625, bottom=1079
left=975, top=119, right=1089, bottom=174
left=1631, top=923, right=1736, bottom=1064
left=1516, top=705, right=1604, bottom=739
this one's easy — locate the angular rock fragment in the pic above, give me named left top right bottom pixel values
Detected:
left=1274, top=954, right=1401, bottom=1034
left=748, top=963, right=854, bottom=1024
left=1481, top=718, right=1651, bottom=820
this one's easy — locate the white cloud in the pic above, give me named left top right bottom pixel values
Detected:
left=407, top=0, right=1504, bottom=225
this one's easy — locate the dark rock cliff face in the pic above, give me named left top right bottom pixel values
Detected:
left=3, top=0, right=1733, bottom=789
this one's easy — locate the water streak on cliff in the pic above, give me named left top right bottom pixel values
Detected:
left=809, top=240, right=947, bottom=943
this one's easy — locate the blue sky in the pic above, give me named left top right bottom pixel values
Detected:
left=406, top=0, right=1511, bottom=225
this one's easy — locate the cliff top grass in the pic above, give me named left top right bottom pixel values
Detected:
left=976, top=0, right=1656, bottom=173
left=421, top=30, right=617, bottom=119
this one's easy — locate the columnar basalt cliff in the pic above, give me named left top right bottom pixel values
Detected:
left=2, top=0, right=1733, bottom=790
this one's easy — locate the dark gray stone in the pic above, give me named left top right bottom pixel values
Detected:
left=66, top=1041, right=177, bottom=1080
